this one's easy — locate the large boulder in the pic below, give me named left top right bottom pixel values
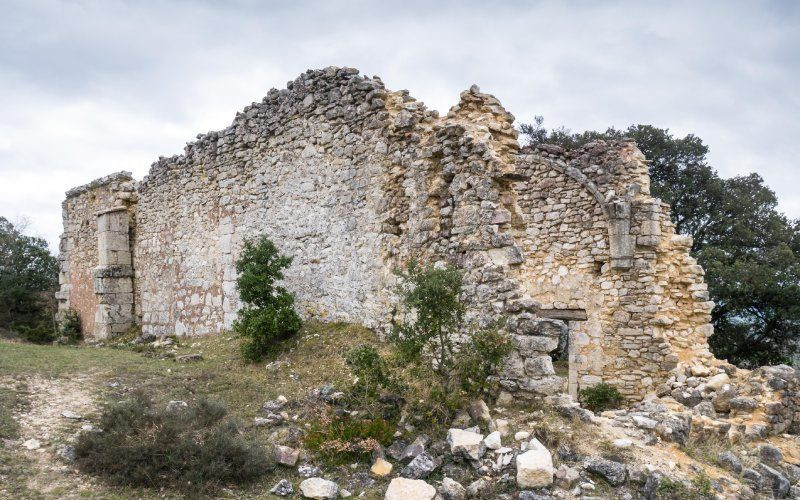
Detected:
left=515, top=438, right=554, bottom=488
left=447, top=428, right=485, bottom=461
left=300, top=478, right=339, bottom=499
left=585, top=457, right=627, bottom=486
left=705, top=372, right=730, bottom=391
left=758, top=463, right=790, bottom=498
left=384, top=477, right=436, bottom=500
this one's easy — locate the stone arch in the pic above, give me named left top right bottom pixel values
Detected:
left=525, top=154, right=634, bottom=270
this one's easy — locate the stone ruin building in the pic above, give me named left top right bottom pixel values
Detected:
left=56, top=67, right=797, bottom=437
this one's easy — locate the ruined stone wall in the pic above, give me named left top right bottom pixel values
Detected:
left=56, top=172, right=137, bottom=338
left=134, top=68, right=400, bottom=336
left=499, top=143, right=715, bottom=399
left=58, top=66, right=720, bottom=401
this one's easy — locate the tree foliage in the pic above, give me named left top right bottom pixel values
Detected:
left=232, top=236, right=301, bottom=362
left=390, top=261, right=512, bottom=402
left=0, top=216, right=58, bottom=333
left=520, top=120, right=800, bottom=367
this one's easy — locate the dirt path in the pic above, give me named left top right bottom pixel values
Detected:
left=2, top=374, right=103, bottom=498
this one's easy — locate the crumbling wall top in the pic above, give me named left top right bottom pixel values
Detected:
left=65, top=171, right=134, bottom=199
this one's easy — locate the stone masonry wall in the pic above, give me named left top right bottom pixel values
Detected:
left=57, top=172, right=137, bottom=338
left=58, top=67, right=724, bottom=403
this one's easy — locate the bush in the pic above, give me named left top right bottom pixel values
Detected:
left=74, top=392, right=270, bottom=493
left=388, top=260, right=513, bottom=421
left=458, top=326, right=513, bottom=397
left=579, top=383, right=624, bottom=412
left=57, top=308, right=82, bottom=343
left=14, top=319, right=55, bottom=344
left=655, top=474, right=714, bottom=499
left=304, top=409, right=395, bottom=464
left=232, top=236, right=301, bottom=362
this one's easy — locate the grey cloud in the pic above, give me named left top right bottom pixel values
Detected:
left=0, top=0, right=797, bottom=252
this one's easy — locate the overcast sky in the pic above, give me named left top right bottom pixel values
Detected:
left=1, top=0, right=798, bottom=252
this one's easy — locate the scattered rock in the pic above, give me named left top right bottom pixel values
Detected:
left=758, top=444, right=784, bottom=464
left=165, top=400, right=188, bottom=412
left=717, top=451, right=743, bottom=473
left=175, top=353, right=203, bottom=362
left=585, top=457, right=627, bottom=486
left=401, top=451, right=440, bottom=479
left=299, top=477, right=339, bottom=499
left=612, top=438, right=632, bottom=449
left=741, top=468, right=763, bottom=490
left=484, top=431, right=502, bottom=450
left=467, top=399, right=491, bottom=425
left=729, top=396, right=758, bottom=413
left=555, top=464, right=580, bottom=489
left=438, top=477, right=466, bottom=500
left=270, top=479, right=294, bottom=496
left=274, top=445, right=300, bottom=466
left=757, top=463, right=790, bottom=498
left=516, top=438, right=554, bottom=488
left=705, top=372, right=730, bottom=391
left=384, top=477, right=436, bottom=500
left=57, top=444, right=76, bottom=461
left=298, top=464, right=322, bottom=478
left=514, top=431, right=531, bottom=441
left=401, top=435, right=429, bottom=461
left=22, top=438, right=41, bottom=450
left=371, top=457, right=393, bottom=477
left=387, top=440, right=408, bottom=461
left=60, top=410, right=82, bottom=420
left=466, top=478, right=489, bottom=497
left=447, top=428, right=485, bottom=461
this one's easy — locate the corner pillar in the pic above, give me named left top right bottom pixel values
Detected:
left=93, top=207, right=134, bottom=338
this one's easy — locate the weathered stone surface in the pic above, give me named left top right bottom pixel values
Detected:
left=270, top=479, right=294, bottom=496
left=384, top=478, right=436, bottom=500
left=438, top=477, right=466, bottom=500
left=371, top=457, right=393, bottom=477
left=758, top=463, right=790, bottom=497
left=585, top=457, right=627, bottom=486
left=400, top=451, right=440, bottom=479
left=447, top=428, right=485, bottom=461
left=299, top=477, right=338, bottom=499
left=516, top=438, right=554, bottom=488
left=274, top=445, right=300, bottom=466
left=483, top=431, right=502, bottom=450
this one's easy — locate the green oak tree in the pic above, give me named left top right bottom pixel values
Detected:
left=0, top=216, right=59, bottom=334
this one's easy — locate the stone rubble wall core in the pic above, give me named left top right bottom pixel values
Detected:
left=55, top=67, right=794, bottom=425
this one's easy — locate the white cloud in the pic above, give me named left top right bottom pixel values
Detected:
left=1, top=0, right=798, bottom=251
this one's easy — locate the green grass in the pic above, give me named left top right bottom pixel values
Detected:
left=0, top=321, right=385, bottom=498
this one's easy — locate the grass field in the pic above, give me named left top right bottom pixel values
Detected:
left=0, top=322, right=391, bottom=499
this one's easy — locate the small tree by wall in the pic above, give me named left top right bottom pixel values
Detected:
left=233, top=236, right=301, bottom=362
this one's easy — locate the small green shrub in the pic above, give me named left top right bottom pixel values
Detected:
left=388, top=260, right=515, bottom=424
left=74, top=392, right=270, bottom=493
left=655, top=474, right=714, bottom=500
left=232, top=236, right=301, bottom=362
left=458, top=326, right=513, bottom=397
left=57, top=308, right=82, bottom=343
left=579, top=382, right=624, bottom=412
left=347, top=344, right=397, bottom=395
left=14, top=319, right=55, bottom=344
left=304, top=409, right=395, bottom=464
